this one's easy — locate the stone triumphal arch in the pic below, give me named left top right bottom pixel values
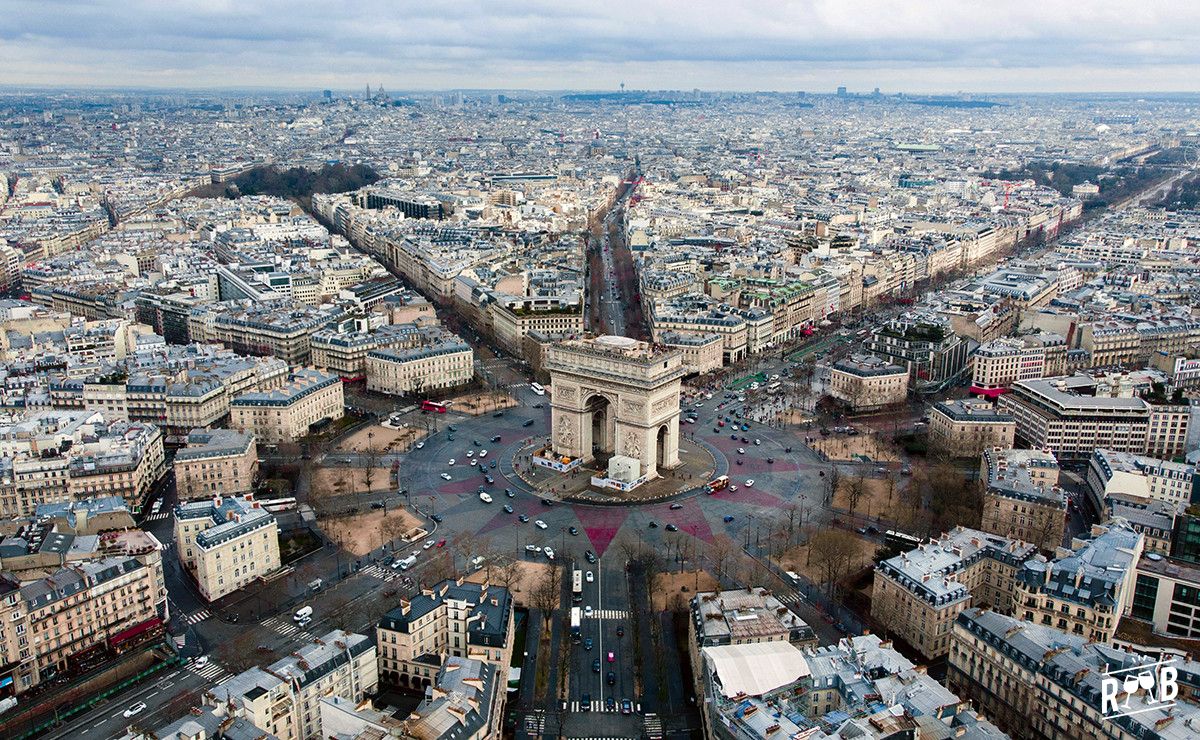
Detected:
left=545, top=335, right=685, bottom=479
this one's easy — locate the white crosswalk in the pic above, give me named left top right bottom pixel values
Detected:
left=643, top=713, right=664, bottom=739
left=778, top=592, right=803, bottom=604
left=143, top=512, right=169, bottom=522
left=567, top=700, right=628, bottom=713
left=183, top=609, right=211, bottom=625
left=263, top=615, right=313, bottom=639
left=523, top=712, right=546, bottom=735
left=586, top=609, right=628, bottom=620
left=361, top=563, right=401, bottom=582
left=190, top=660, right=229, bottom=683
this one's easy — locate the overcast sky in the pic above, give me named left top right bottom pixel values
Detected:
left=4, top=1, right=1199, bottom=93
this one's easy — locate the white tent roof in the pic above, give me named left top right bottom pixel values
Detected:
left=703, top=641, right=810, bottom=698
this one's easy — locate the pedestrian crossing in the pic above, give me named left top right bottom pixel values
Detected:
left=643, top=713, right=664, bottom=739
left=522, top=712, right=546, bottom=735
left=183, top=609, right=212, bottom=625
left=361, top=563, right=402, bottom=582
left=262, top=615, right=314, bottom=640
left=777, top=592, right=803, bottom=605
left=143, top=512, right=169, bottom=522
left=567, top=699, right=628, bottom=713
left=190, top=659, right=230, bottom=683
left=585, top=609, right=628, bottom=620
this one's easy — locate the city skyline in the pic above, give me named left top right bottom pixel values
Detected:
left=5, top=0, right=1200, bottom=93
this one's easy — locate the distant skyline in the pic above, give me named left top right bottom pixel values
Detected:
left=5, top=1, right=1200, bottom=94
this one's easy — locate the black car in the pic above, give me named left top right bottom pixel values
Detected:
left=581, top=693, right=591, bottom=711
left=669, top=503, right=683, bottom=510
left=605, top=696, right=616, bottom=711
left=370, top=502, right=384, bottom=509
left=430, top=514, right=444, bottom=523
left=568, top=526, right=579, bottom=535
left=492, top=412, right=504, bottom=418
left=523, top=419, right=535, bottom=427
left=665, top=523, right=678, bottom=532
left=485, top=476, right=495, bottom=484
left=767, top=457, right=775, bottom=464
left=648, top=521, right=658, bottom=528
left=585, top=550, right=597, bottom=563
left=606, top=671, right=616, bottom=686
left=490, top=435, right=501, bottom=443
left=621, top=699, right=633, bottom=715
left=448, top=425, right=458, bottom=432
left=592, top=658, right=601, bottom=673
left=541, top=498, right=554, bottom=506
left=518, top=514, right=529, bottom=522
left=533, top=403, right=544, bottom=409
left=616, top=626, right=625, bottom=637
left=472, top=439, right=481, bottom=446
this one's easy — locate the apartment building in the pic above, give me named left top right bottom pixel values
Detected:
left=376, top=579, right=514, bottom=691
left=310, top=321, right=418, bottom=378
left=230, top=368, right=344, bottom=443
left=827, top=354, right=909, bottom=412
left=871, top=526, right=1036, bottom=660
left=189, top=630, right=377, bottom=740
left=490, top=301, right=585, bottom=355
left=999, top=374, right=1191, bottom=462
left=173, top=429, right=258, bottom=500
left=696, top=633, right=1004, bottom=740
left=173, top=494, right=281, bottom=602
left=1014, top=521, right=1142, bottom=643
left=865, top=312, right=972, bottom=393
left=0, top=555, right=166, bottom=695
left=659, top=331, right=723, bottom=376
left=1086, top=448, right=1195, bottom=513
left=365, top=339, right=474, bottom=396
left=1079, top=321, right=1141, bottom=368
left=688, top=588, right=817, bottom=651
left=980, top=447, right=1067, bottom=552
left=969, top=333, right=1067, bottom=396
left=928, top=399, right=1016, bottom=458
left=1128, top=552, right=1200, bottom=640
left=950, top=607, right=1200, bottom=740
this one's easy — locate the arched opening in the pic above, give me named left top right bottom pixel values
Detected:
left=656, top=424, right=669, bottom=472
left=586, top=395, right=612, bottom=455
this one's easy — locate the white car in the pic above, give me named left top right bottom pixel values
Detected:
left=448, top=458, right=456, bottom=466
left=479, top=449, right=488, bottom=458
left=470, top=459, right=478, bottom=466
left=584, top=605, right=594, bottom=617
left=534, top=519, right=548, bottom=529
left=544, top=547, right=555, bottom=560
left=423, top=539, right=435, bottom=549
left=745, top=479, right=755, bottom=487
left=479, top=492, right=493, bottom=503
left=440, top=472, right=452, bottom=480
left=754, top=439, right=761, bottom=445
left=586, top=570, right=594, bottom=583
left=729, top=485, right=739, bottom=492
left=466, top=450, right=475, bottom=457
left=737, top=448, right=746, bottom=454
left=124, top=702, right=147, bottom=718
left=194, top=656, right=209, bottom=667
left=525, top=544, right=543, bottom=553
left=416, top=441, right=425, bottom=449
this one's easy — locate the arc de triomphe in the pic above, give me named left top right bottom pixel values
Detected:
left=545, top=335, right=685, bottom=479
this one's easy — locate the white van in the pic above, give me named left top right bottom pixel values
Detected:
left=294, top=606, right=313, bottom=622
left=397, top=555, right=417, bottom=570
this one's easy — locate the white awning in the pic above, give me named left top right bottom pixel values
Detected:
left=702, top=641, right=810, bottom=698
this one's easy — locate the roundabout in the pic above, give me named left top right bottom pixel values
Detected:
left=395, top=382, right=829, bottom=561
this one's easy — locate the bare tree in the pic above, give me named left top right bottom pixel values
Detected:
left=709, top=536, right=735, bottom=583
left=826, top=465, right=841, bottom=505
left=533, top=564, right=563, bottom=628
left=808, top=529, right=860, bottom=598
left=845, top=473, right=868, bottom=514
left=784, top=503, right=801, bottom=546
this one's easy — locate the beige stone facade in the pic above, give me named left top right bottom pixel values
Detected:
left=173, top=429, right=258, bottom=500
left=827, top=355, right=908, bottom=412
left=365, top=340, right=474, bottom=396
left=547, top=335, right=685, bottom=478
left=174, top=494, right=281, bottom=602
left=230, top=368, right=344, bottom=444
left=927, top=399, right=1016, bottom=458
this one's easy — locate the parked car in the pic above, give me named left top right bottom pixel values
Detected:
left=670, top=503, right=683, bottom=510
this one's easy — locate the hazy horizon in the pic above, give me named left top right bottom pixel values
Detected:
left=5, top=1, right=1200, bottom=94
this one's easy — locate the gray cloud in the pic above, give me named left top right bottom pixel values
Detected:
left=3, top=0, right=1199, bottom=91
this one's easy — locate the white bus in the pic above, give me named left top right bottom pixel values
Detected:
left=530, top=382, right=546, bottom=396
left=572, top=569, right=583, bottom=603
left=570, top=607, right=581, bottom=640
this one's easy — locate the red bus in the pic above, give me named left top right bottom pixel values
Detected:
left=421, top=400, right=449, bottom=413
left=706, top=475, right=730, bottom=494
